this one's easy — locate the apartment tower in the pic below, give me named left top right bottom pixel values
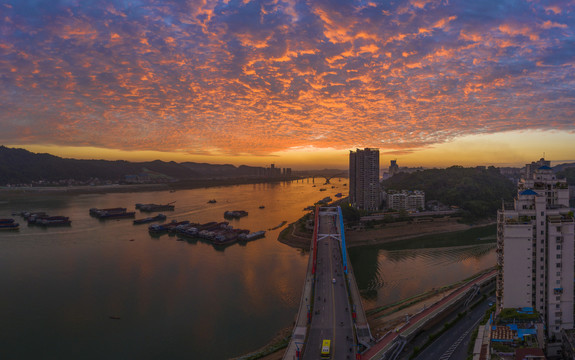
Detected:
left=349, top=148, right=380, bottom=211
left=496, top=162, right=574, bottom=338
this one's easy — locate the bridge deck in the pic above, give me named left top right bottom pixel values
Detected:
left=284, top=206, right=370, bottom=360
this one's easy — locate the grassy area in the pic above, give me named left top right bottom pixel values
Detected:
left=378, top=224, right=497, bottom=251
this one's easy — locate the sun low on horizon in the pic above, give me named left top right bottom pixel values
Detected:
left=1, top=0, right=574, bottom=170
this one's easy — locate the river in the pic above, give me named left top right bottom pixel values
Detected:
left=0, top=180, right=495, bottom=359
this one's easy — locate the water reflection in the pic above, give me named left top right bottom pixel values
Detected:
left=349, top=226, right=496, bottom=308
left=0, top=180, right=342, bottom=359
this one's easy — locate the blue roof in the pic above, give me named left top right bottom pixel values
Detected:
left=538, top=165, right=552, bottom=170
left=520, top=189, right=538, bottom=196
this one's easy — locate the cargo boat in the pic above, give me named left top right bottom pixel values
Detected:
left=148, top=220, right=189, bottom=234
left=133, top=214, right=167, bottom=224
left=94, top=209, right=135, bottom=219
left=238, top=230, right=266, bottom=242
left=90, top=207, right=126, bottom=216
left=0, top=219, right=19, bottom=230
left=38, top=216, right=71, bottom=226
left=138, top=202, right=175, bottom=212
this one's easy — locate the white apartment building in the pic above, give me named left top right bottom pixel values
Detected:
left=386, top=190, right=425, bottom=211
left=497, top=164, right=574, bottom=338
left=349, top=148, right=380, bottom=211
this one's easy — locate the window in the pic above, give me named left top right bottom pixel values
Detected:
left=557, top=263, right=562, bottom=268
left=557, top=280, right=561, bottom=284
left=557, top=272, right=561, bottom=276
left=557, top=245, right=561, bottom=250
left=541, top=211, right=545, bottom=216
left=541, top=230, right=544, bottom=235
left=541, top=221, right=544, bottom=226
left=557, top=226, right=561, bottom=231
left=556, top=254, right=561, bottom=259
left=556, top=304, right=560, bottom=309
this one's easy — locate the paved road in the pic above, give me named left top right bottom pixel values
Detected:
left=364, top=270, right=496, bottom=359
left=411, top=296, right=494, bottom=360
left=303, top=213, right=355, bottom=360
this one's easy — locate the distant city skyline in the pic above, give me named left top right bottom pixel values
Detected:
left=2, top=1, right=574, bottom=168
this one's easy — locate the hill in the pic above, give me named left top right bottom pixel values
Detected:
left=0, top=146, right=267, bottom=185
left=382, top=166, right=516, bottom=222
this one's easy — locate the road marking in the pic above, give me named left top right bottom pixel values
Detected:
left=438, top=315, right=483, bottom=360
left=329, top=237, right=337, bottom=359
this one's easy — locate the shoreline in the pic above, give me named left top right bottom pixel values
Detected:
left=0, top=177, right=308, bottom=199
left=279, top=216, right=496, bottom=250
left=240, top=218, right=496, bottom=360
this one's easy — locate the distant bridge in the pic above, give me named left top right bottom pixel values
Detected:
left=309, top=173, right=347, bottom=184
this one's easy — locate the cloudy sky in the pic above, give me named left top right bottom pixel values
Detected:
left=1, top=0, right=574, bottom=168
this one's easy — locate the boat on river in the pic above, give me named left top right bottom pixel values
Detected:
left=38, top=216, right=71, bottom=226
left=90, top=208, right=126, bottom=216
left=238, top=230, right=266, bottom=242
left=138, top=202, right=175, bottom=212
left=92, top=208, right=135, bottom=219
left=224, top=210, right=248, bottom=219
left=0, top=218, right=19, bottom=230
left=133, top=214, right=167, bottom=224
left=148, top=220, right=189, bottom=234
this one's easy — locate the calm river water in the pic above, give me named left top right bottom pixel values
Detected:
left=0, top=180, right=495, bottom=359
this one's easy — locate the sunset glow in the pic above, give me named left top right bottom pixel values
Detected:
left=1, top=0, right=574, bottom=168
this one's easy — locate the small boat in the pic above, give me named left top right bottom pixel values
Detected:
left=224, top=210, right=248, bottom=219
left=319, top=188, right=327, bottom=191
left=335, top=193, right=343, bottom=197
left=133, top=214, right=167, bottom=224
left=207, top=199, right=217, bottom=204
left=0, top=218, right=15, bottom=224
left=259, top=205, right=265, bottom=209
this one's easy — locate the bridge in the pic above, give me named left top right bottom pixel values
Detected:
left=307, top=174, right=347, bottom=185
left=283, top=206, right=496, bottom=360
left=283, top=206, right=371, bottom=360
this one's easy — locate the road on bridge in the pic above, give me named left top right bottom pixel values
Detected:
left=303, top=212, right=355, bottom=360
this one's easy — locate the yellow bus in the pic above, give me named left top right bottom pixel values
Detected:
left=320, top=339, right=331, bottom=358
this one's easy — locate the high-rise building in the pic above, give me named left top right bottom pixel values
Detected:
left=349, top=148, right=380, bottom=211
left=496, top=161, right=573, bottom=338
left=389, top=160, right=399, bottom=177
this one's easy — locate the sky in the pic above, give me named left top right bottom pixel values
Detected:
left=1, top=0, right=574, bottom=169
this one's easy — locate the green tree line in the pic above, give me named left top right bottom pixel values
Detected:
left=383, top=166, right=516, bottom=222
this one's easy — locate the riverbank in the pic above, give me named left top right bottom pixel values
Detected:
left=279, top=216, right=495, bottom=249
left=0, top=177, right=306, bottom=199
